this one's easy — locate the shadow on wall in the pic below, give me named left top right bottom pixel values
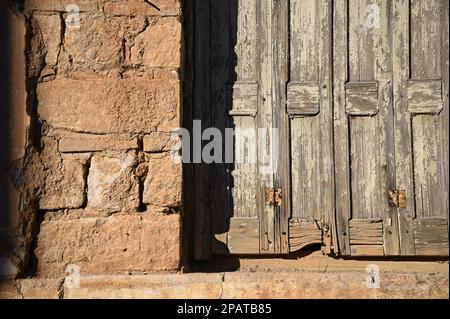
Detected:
left=184, top=0, right=240, bottom=269
left=0, top=0, right=27, bottom=277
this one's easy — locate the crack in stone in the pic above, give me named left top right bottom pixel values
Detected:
left=143, top=1, right=161, bottom=11
left=218, top=273, right=225, bottom=299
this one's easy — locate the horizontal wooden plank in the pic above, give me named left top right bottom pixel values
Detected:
left=407, top=80, right=443, bottom=114
left=345, top=82, right=379, bottom=116
left=228, top=82, right=258, bottom=117
left=289, top=219, right=322, bottom=252
left=413, top=219, right=449, bottom=256
left=350, top=219, right=383, bottom=245
left=287, top=82, right=320, bottom=116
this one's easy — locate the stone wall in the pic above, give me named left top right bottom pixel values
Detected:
left=2, top=0, right=184, bottom=278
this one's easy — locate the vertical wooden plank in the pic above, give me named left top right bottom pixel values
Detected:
left=410, top=0, right=442, bottom=79
left=320, top=0, right=335, bottom=234
left=235, top=0, right=258, bottom=82
left=335, top=0, right=395, bottom=256
left=408, top=0, right=448, bottom=256
left=349, top=0, right=376, bottom=82
left=333, top=0, right=351, bottom=255
left=229, top=0, right=263, bottom=254
left=193, top=0, right=212, bottom=260
left=392, top=0, right=415, bottom=256
left=258, top=0, right=276, bottom=253
left=347, top=1, right=392, bottom=242
left=378, top=0, right=400, bottom=256
left=210, top=0, right=232, bottom=255
left=289, top=1, right=334, bottom=250
left=349, top=117, right=383, bottom=220
left=290, top=0, right=320, bottom=82
left=412, top=116, right=442, bottom=218
left=273, top=0, right=290, bottom=253
left=182, top=0, right=195, bottom=266
left=441, top=0, right=449, bottom=226
left=230, top=0, right=259, bottom=222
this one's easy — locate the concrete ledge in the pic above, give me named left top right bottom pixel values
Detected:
left=59, top=269, right=448, bottom=299
left=17, top=278, right=63, bottom=299
left=64, top=274, right=224, bottom=299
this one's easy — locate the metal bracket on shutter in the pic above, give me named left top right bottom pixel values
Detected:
left=265, top=188, right=282, bottom=206
left=388, top=190, right=407, bottom=208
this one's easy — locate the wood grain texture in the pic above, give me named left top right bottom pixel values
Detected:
left=345, top=82, right=379, bottom=116
left=273, top=0, right=291, bottom=254
left=349, top=219, right=383, bottom=245
left=192, top=0, right=449, bottom=258
left=287, top=82, right=320, bottom=116
left=407, top=80, right=444, bottom=114
left=289, top=219, right=323, bottom=252
left=289, top=1, right=334, bottom=253
left=392, top=0, right=416, bottom=256
left=333, top=0, right=351, bottom=255
left=413, top=219, right=449, bottom=256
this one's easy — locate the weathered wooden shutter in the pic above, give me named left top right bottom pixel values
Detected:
left=192, top=0, right=449, bottom=259
left=286, top=0, right=334, bottom=253
left=393, top=0, right=449, bottom=256
left=334, top=0, right=397, bottom=256
left=334, top=0, right=449, bottom=256
left=211, top=0, right=279, bottom=255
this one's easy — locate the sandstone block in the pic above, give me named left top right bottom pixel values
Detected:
left=0, top=280, right=21, bottom=299
left=39, top=138, right=88, bottom=211
left=37, top=78, right=181, bottom=134
left=221, top=272, right=450, bottom=299
left=143, top=153, right=182, bottom=207
left=24, top=0, right=99, bottom=12
left=34, top=14, right=62, bottom=67
left=18, top=278, right=63, bottom=299
left=64, top=274, right=223, bottom=299
left=62, top=14, right=122, bottom=73
left=87, top=153, right=139, bottom=212
left=104, top=0, right=182, bottom=17
left=143, top=132, right=179, bottom=153
left=59, top=133, right=139, bottom=153
left=35, top=213, right=181, bottom=277
left=131, top=18, right=182, bottom=68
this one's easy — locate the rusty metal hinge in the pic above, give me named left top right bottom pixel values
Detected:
left=265, top=188, right=282, bottom=206
left=388, top=190, right=407, bottom=208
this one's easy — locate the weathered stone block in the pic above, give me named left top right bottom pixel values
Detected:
left=34, top=14, right=62, bottom=67
left=0, top=280, right=21, bottom=299
left=35, top=213, right=181, bottom=277
left=104, top=0, right=182, bottom=17
left=37, top=78, right=181, bottom=134
left=143, top=153, right=182, bottom=207
left=61, top=15, right=147, bottom=73
left=87, top=153, right=139, bottom=213
left=39, top=138, right=88, bottom=211
left=24, top=0, right=99, bottom=12
left=131, top=18, right=182, bottom=68
left=143, top=132, right=179, bottom=153
left=64, top=274, right=223, bottom=299
left=59, top=133, right=139, bottom=153
left=18, top=278, right=63, bottom=299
